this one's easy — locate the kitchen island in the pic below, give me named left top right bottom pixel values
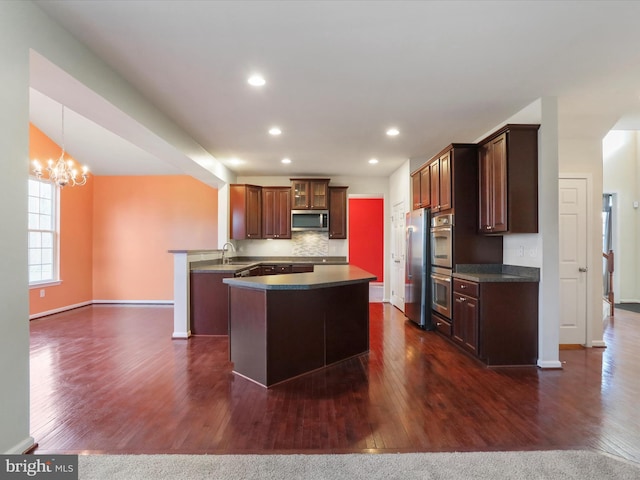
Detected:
left=223, top=265, right=376, bottom=387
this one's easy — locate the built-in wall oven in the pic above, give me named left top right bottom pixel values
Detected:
left=430, top=214, right=453, bottom=268
left=431, top=266, right=452, bottom=319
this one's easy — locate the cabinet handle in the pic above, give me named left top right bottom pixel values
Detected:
left=460, top=285, right=466, bottom=289
left=436, top=322, right=442, bottom=326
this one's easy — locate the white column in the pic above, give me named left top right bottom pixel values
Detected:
left=172, top=252, right=191, bottom=339
left=538, top=97, right=563, bottom=368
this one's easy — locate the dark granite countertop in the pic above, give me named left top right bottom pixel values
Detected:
left=453, top=264, right=540, bottom=283
left=222, top=265, right=376, bottom=290
left=191, top=256, right=347, bottom=273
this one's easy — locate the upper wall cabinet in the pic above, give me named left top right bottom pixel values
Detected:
left=291, top=178, right=330, bottom=210
left=411, top=165, right=431, bottom=210
left=430, top=151, right=451, bottom=213
left=478, top=124, right=540, bottom=234
left=328, top=186, right=348, bottom=239
left=262, top=187, right=291, bottom=239
left=230, top=184, right=262, bottom=239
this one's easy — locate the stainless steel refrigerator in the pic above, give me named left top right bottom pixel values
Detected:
left=405, top=208, right=433, bottom=330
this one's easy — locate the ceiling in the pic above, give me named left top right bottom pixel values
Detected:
left=30, top=1, right=640, bottom=180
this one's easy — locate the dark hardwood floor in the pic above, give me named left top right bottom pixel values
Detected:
left=29, top=303, right=640, bottom=463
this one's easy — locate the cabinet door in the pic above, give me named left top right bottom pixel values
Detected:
left=478, top=143, right=492, bottom=232
left=329, top=186, right=348, bottom=239
left=292, top=180, right=309, bottom=208
left=490, top=133, right=508, bottom=233
left=411, top=172, right=421, bottom=210
left=453, top=293, right=478, bottom=354
left=420, top=166, right=431, bottom=208
left=246, top=185, right=262, bottom=238
left=275, top=187, right=292, bottom=238
left=230, top=184, right=262, bottom=240
left=262, top=188, right=277, bottom=238
left=310, top=180, right=329, bottom=209
left=263, top=187, right=291, bottom=239
left=430, top=159, right=440, bottom=212
left=439, top=152, right=451, bottom=211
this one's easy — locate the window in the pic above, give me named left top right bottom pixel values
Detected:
left=28, top=177, right=58, bottom=285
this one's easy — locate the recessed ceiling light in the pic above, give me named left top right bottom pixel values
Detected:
left=369, top=158, right=379, bottom=164
left=386, top=128, right=400, bottom=136
left=269, top=127, right=282, bottom=136
left=281, top=158, right=291, bottom=164
left=247, top=74, right=266, bottom=87
left=229, top=158, right=244, bottom=165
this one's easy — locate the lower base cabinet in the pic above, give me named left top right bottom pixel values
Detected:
left=439, top=278, right=538, bottom=366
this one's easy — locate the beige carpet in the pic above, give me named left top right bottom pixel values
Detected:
left=79, top=450, right=640, bottom=479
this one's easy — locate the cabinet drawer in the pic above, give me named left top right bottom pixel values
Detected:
left=261, top=265, right=277, bottom=275
left=433, top=314, right=452, bottom=337
left=453, top=278, right=479, bottom=297
left=291, top=264, right=314, bottom=273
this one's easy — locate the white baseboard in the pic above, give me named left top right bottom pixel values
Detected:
left=4, top=436, right=35, bottom=454
left=30, top=300, right=174, bottom=319
left=537, top=359, right=563, bottom=369
left=172, top=331, right=191, bottom=339
left=93, top=299, right=173, bottom=305
left=29, top=301, right=92, bottom=320
left=369, top=283, right=384, bottom=303
left=591, top=340, right=607, bottom=348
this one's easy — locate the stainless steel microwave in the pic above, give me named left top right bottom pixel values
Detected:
left=291, top=210, right=329, bottom=231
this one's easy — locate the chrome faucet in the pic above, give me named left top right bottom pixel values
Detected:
left=221, top=242, right=236, bottom=264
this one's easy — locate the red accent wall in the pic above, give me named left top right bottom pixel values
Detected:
left=348, top=198, right=384, bottom=282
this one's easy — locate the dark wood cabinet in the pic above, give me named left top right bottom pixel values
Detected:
left=291, top=178, right=330, bottom=209
left=262, top=187, right=291, bottom=239
left=411, top=166, right=431, bottom=210
left=230, top=184, right=262, bottom=239
left=291, top=264, right=314, bottom=273
left=452, top=279, right=479, bottom=355
left=429, top=151, right=451, bottom=213
left=478, top=124, right=539, bottom=234
left=439, top=151, right=452, bottom=211
left=328, top=186, right=348, bottom=239
left=190, top=272, right=233, bottom=335
left=451, top=278, right=538, bottom=366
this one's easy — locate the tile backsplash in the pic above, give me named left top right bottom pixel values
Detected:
left=234, top=231, right=337, bottom=257
left=291, top=231, right=329, bottom=256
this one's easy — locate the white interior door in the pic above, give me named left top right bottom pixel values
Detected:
left=559, top=177, right=588, bottom=345
left=390, top=202, right=406, bottom=311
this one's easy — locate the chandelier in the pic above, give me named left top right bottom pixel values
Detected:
left=32, top=105, right=89, bottom=188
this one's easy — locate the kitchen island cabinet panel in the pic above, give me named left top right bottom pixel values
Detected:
left=324, top=282, right=369, bottom=364
left=226, top=265, right=374, bottom=387
left=190, top=272, right=233, bottom=335
left=266, top=290, right=326, bottom=385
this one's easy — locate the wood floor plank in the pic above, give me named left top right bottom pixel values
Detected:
left=29, top=303, right=640, bottom=462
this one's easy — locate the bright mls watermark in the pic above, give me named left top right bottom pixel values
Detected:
left=1, top=456, right=78, bottom=479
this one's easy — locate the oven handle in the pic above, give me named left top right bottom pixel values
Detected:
left=430, top=226, right=452, bottom=233
left=431, top=273, right=451, bottom=282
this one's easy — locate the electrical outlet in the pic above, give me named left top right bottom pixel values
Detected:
left=528, top=248, right=537, bottom=258
left=39, top=289, right=45, bottom=298
left=518, top=246, right=524, bottom=257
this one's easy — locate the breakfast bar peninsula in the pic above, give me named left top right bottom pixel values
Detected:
left=223, top=265, right=376, bottom=387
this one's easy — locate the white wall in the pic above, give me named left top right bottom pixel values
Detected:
left=603, top=130, right=640, bottom=302
left=0, top=1, right=33, bottom=455
left=1, top=1, right=233, bottom=453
